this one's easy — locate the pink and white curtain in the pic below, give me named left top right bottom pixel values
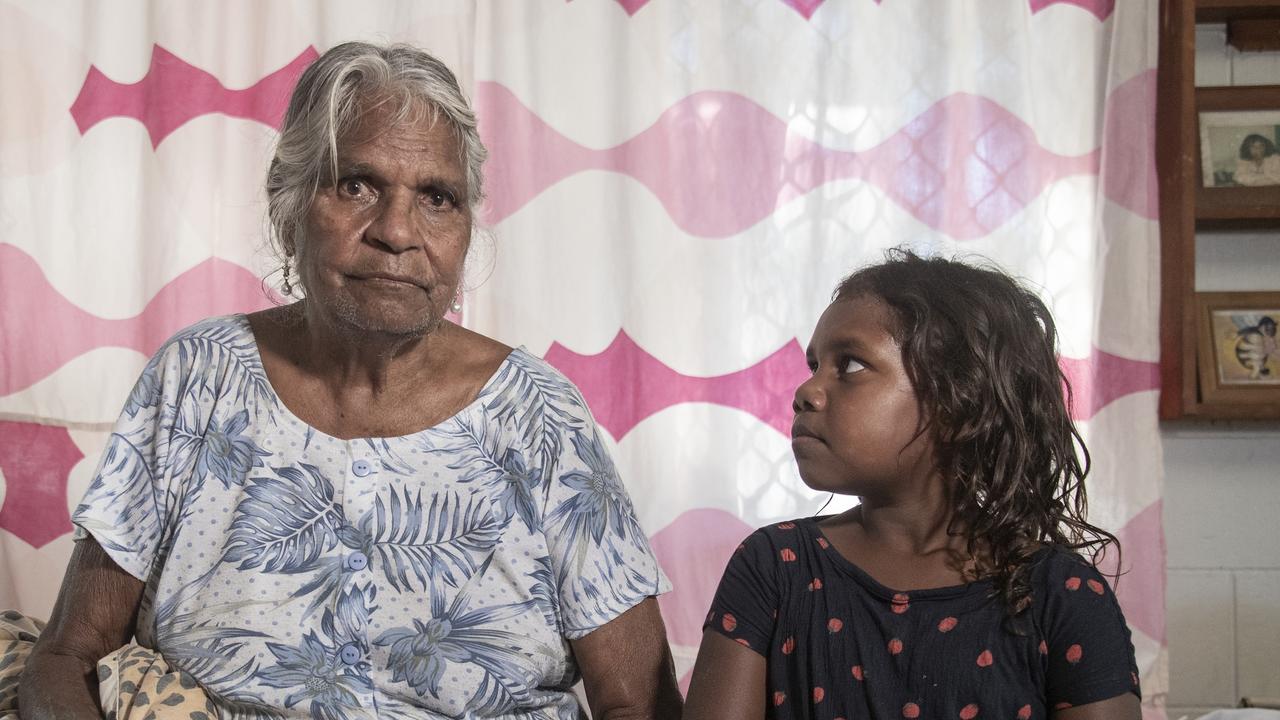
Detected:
left=0, top=0, right=1166, bottom=714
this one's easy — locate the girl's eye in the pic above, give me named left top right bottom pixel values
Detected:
left=841, top=357, right=866, bottom=374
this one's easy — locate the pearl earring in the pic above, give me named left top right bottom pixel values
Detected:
left=450, top=291, right=463, bottom=314
left=281, top=259, right=293, bottom=296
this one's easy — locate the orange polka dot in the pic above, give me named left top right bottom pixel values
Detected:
left=809, top=578, right=824, bottom=591
left=888, top=638, right=904, bottom=655
left=1017, top=705, right=1032, bottom=719
left=960, top=703, right=979, bottom=719
left=827, top=617, right=844, bottom=633
left=976, top=650, right=993, bottom=667
left=780, top=548, right=797, bottom=562
left=1038, top=640, right=1048, bottom=655
left=852, top=665, right=864, bottom=681
left=782, top=636, right=795, bottom=654
left=722, top=614, right=737, bottom=632
left=938, top=616, right=958, bottom=632
left=778, top=522, right=797, bottom=529
left=817, top=537, right=830, bottom=549
left=891, top=592, right=910, bottom=613
left=813, top=687, right=825, bottom=703
left=774, top=691, right=786, bottom=706
left=1065, top=577, right=1081, bottom=591
left=1066, top=644, right=1083, bottom=664
left=1087, top=578, right=1105, bottom=595
left=735, top=638, right=751, bottom=648
left=903, top=702, right=920, bottom=718
left=1131, top=671, right=1140, bottom=686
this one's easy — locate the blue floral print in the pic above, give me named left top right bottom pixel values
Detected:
left=71, top=315, right=669, bottom=719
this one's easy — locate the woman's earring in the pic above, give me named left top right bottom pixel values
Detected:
left=450, top=290, right=463, bottom=314
left=281, top=259, right=293, bottom=296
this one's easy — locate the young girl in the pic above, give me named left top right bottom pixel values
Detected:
left=684, top=251, right=1141, bottom=720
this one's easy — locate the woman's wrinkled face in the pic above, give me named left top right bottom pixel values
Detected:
left=296, top=98, right=471, bottom=338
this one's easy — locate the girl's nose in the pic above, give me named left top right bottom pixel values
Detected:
left=793, top=376, right=826, bottom=413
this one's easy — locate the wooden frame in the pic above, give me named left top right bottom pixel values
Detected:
left=1196, top=291, right=1280, bottom=405
left=1196, top=86, right=1280, bottom=221
left=1158, top=0, right=1280, bottom=421
left=1198, top=109, right=1280, bottom=187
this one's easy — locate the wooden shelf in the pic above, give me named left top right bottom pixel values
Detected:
left=1181, top=400, right=1280, bottom=420
left=1197, top=186, right=1280, bottom=222
left=1158, top=0, right=1280, bottom=421
left=1196, top=84, right=1280, bottom=109
left=1196, top=0, right=1280, bottom=22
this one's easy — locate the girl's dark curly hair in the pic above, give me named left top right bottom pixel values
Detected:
left=835, top=249, right=1118, bottom=616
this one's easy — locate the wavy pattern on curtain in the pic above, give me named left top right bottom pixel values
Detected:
left=0, top=0, right=1165, bottom=715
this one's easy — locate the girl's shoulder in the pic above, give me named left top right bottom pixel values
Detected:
left=728, top=517, right=833, bottom=572
left=1026, top=545, right=1124, bottom=614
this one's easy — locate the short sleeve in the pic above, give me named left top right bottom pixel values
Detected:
left=1038, top=552, right=1141, bottom=707
left=70, top=346, right=179, bottom=582
left=538, top=381, right=670, bottom=640
left=703, top=528, right=779, bottom=656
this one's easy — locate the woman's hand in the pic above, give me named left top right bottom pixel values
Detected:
left=18, top=536, right=144, bottom=720
left=682, top=629, right=766, bottom=720
left=571, top=597, right=683, bottom=719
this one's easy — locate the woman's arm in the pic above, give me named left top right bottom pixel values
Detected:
left=682, top=628, right=766, bottom=720
left=571, top=597, right=683, bottom=720
left=1053, top=692, right=1142, bottom=720
left=18, top=536, right=145, bottom=720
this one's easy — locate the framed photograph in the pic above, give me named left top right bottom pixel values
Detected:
left=1196, top=292, right=1280, bottom=405
left=1199, top=110, right=1280, bottom=187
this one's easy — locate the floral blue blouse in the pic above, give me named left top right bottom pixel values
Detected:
left=72, top=315, right=669, bottom=719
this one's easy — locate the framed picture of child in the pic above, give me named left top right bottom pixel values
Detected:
left=1196, top=292, right=1280, bottom=405
left=1198, top=110, right=1280, bottom=188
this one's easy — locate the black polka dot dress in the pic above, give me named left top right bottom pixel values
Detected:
left=704, top=518, right=1140, bottom=719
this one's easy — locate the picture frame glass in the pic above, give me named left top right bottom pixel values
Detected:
left=1208, top=308, right=1280, bottom=385
left=1198, top=110, right=1280, bottom=188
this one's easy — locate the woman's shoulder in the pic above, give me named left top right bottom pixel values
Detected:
left=480, top=342, right=592, bottom=414
left=154, top=313, right=254, bottom=356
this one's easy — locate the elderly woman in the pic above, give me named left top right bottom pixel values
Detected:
left=20, top=42, right=680, bottom=719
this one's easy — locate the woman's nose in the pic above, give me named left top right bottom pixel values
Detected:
left=365, top=192, right=420, bottom=253
left=793, top=375, right=826, bottom=413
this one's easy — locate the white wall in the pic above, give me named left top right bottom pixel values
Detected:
left=1165, top=26, right=1280, bottom=720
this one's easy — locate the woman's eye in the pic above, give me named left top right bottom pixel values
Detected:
left=841, top=357, right=866, bottom=374
left=339, top=178, right=367, bottom=197
left=425, top=190, right=454, bottom=209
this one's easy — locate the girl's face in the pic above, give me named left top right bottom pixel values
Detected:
left=791, top=294, right=938, bottom=499
left=1250, top=139, right=1267, bottom=160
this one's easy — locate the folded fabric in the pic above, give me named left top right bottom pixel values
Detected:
left=0, top=609, right=213, bottom=719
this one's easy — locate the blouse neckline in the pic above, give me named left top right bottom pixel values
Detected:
left=233, top=313, right=521, bottom=444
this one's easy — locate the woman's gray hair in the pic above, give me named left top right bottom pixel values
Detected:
left=265, top=42, right=486, bottom=259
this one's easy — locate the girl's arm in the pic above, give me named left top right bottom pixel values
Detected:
left=1053, top=693, right=1142, bottom=720
left=571, top=597, right=683, bottom=719
left=683, top=629, right=766, bottom=720
left=18, top=536, right=145, bottom=720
